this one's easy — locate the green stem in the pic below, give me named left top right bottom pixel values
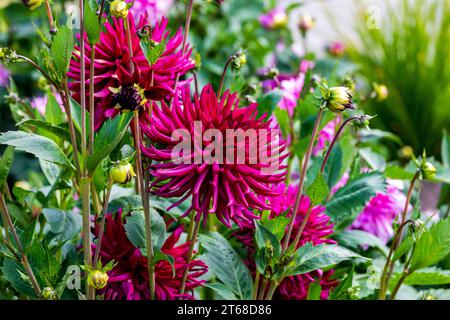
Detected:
left=217, top=56, right=233, bottom=99
left=93, top=179, right=113, bottom=266
left=253, top=271, right=260, bottom=300
left=88, top=45, right=95, bottom=154
left=180, top=217, right=201, bottom=295
left=282, top=107, right=324, bottom=253
left=44, top=0, right=56, bottom=33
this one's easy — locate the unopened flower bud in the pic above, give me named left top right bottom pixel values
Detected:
left=37, top=76, right=49, bottom=90
left=421, top=161, right=437, bottom=180
left=321, top=85, right=355, bottom=112
left=110, top=0, right=129, bottom=19
left=110, top=161, right=136, bottom=184
left=398, top=145, right=414, bottom=160
left=22, top=0, right=43, bottom=10
left=299, top=14, right=315, bottom=33
left=231, top=51, right=247, bottom=71
left=342, top=76, right=356, bottom=93
left=87, top=270, right=109, bottom=290
left=373, top=83, right=389, bottom=102
left=0, top=48, right=22, bottom=64
left=327, top=42, right=345, bottom=57
left=41, top=287, right=57, bottom=300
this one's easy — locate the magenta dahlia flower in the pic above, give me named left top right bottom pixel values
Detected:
left=350, top=180, right=409, bottom=244
left=141, top=84, right=288, bottom=227
left=259, top=7, right=288, bottom=29
left=129, top=0, right=173, bottom=22
left=68, top=13, right=194, bottom=130
left=92, top=210, right=207, bottom=300
left=233, top=183, right=337, bottom=300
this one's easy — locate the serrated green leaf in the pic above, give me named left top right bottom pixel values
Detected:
left=326, top=172, right=386, bottom=225
left=86, top=112, right=133, bottom=173
left=274, top=108, right=290, bottom=138
left=410, top=218, right=450, bottom=271
left=203, top=283, right=238, bottom=300
left=390, top=268, right=450, bottom=288
left=334, top=230, right=388, bottom=255
left=18, top=119, right=71, bottom=143
left=286, top=243, right=367, bottom=276
left=260, top=212, right=289, bottom=242
left=306, top=173, right=329, bottom=206
left=84, top=2, right=101, bottom=44
left=1, top=258, right=36, bottom=297
left=43, top=208, right=82, bottom=245
left=199, top=232, right=253, bottom=300
left=0, top=131, right=74, bottom=170
left=140, top=39, right=166, bottom=65
left=45, top=92, right=65, bottom=125
left=329, top=266, right=355, bottom=300
left=0, top=146, right=14, bottom=187
left=307, top=281, right=322, bottom=300
left=323, top=144, right=343, bottom=188
left=384, top=165, right=416, bottom=180
left=257, top=90, right=283, bottom=117
left=51, top=26, right=74, bottom=75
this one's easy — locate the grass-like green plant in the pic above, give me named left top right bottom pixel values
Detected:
left=346, top=0, right=450, bottom=159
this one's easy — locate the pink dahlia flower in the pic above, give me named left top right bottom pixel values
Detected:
left=92, top=210, right=207, bottom=300
left=0, top=64, right=10, bottom=87
left=259, top=7, right=288, bottom=29
left=141, top=84, right=288, bottom=227
left=350, top=180, right=409, bottom=244
left=68, top=14, right=194, bottom=130
left=233, top=183, right=337, bottom=300
left=327, top=42, right=345, bottom=57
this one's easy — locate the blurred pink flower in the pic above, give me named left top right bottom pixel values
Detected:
left=30, top=94, right=64, bottom=116
left=0, top=64, right=10, bottom=87
left=128, top=0, right=173, bottom=22
left=351, top=180, right=409, bottom=244
left=327, top=42, right=345, bottom=57
left=259, top=7, right=288, bottom=29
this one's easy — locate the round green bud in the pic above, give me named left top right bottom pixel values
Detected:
left=22, top=0, right=43, bottom=10
left=422, top=161, right=437, bottom=180
left=110, top=0, right=129, bottom=19
left=41, top=287, right=57, bottom=300
left=232, top=52, right=247, bottom=71
left=326, top=86, right=354, bottom=112
left=87, top=270, right=109, bottom=290
left=373, top=83, right=389, bottom=102
left=110, top=162, right=136, bottom=184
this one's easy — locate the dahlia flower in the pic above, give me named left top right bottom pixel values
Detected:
left=350, top=180, right=409, bottom=244
left=327, top=42, right=345, bottom=57
left=92, top=210, right=207, bottom=300
left=259, top=7, right=288, bottom=29
left=141, top=84, right=288, bottom=227
left=68, top=14, right=194, bottom=130
left=233, top=183, right=337, bottom=300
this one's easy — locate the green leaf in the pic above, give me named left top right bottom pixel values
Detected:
left=140, top=38, right=166, bottom=65
left=1, top=258, right=36, bottom=297
left=108, top=195, right=143, bottom=213
left=260, top=212, right=289, bottom=242
left=410, top=218, right=450, bottom=271
left=199, top=232, right=253, bottom=300
left=307, top=281, right=322, bottom=300
left=257, top=90, right=283, bottom=117
left=0, top=131, right=74, bottom=170
left=329, top=267, right=355, bottom=300
left=390, top=268, right=450, bottom=288
left=124, top=209, right=166, bottom=252
left=203, top=283, right=238, bottom=300
left=84, top=2, right=101, bottom=45
left=384, top=165, right=416, bottom=180
left=69, top=97, right=86, bottom=134
left=42, top=208, right=82, bottom=244
left=51, top=26, right=74, bottom=75
left=87, top=112, right=133, bottom=173
left=334, top=230, right=388, bottom=255
left=274, top=108, right=290, bottom=138
left=323, top=144, right=343, bottom=188
left=286, top=243, right=367, bottom=276
left=359, top=147, right=386, bottom=171
left=45, top=92, right=65, bottom=125
left=358, top=129, right=403, bottom=146
left=0, top=146, right=14, bottom=187
left=18, top=119, right=71, bottom=143
left=326, top=172, right=386, bottom=225
left=306, top=173, right=329, bottom=206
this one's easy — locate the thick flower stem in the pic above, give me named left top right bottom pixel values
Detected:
left=44, top=0, right=55, bottom=33
left=180, top=217, right=201, bottom=295
left=80, top=177, right=94, bottom=299
left=98, top=0, right=106, bottom=22
left=264, top=281, right=277, bottom=300
left=93, top=179, right=113, bottom=266
left=0, top=193, right=41, bottom=297
left=257, top=279, right=268, bottom=300
left=88, top=46, right=96, bottom=154
left=253, top=271, right=261, bottom=300
left=379, top=171, right=420, bottom=299
left=217, top=56, right=234, bottom=99
left=170, top=0, right=194, bottom=107
left=282, top=107, right=324, bottom=253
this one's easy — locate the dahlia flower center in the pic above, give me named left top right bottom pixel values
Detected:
left=111, top=83, right=148, bottom=111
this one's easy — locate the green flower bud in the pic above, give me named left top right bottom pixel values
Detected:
left=0, top=48, right=23, bottom=64
left=397, top=145, right=414, bottom=160
left=373, top=83, right=389, bottom=102
left=231, top=51, right=247, bottom=71
left=110, top=0, right=129, bottom=19
left=321, top=86, right=355, bottom=112
left=421, top=161, right=437, bottom=180
left=87, top=270, right=109, bottom=290
left=41, top=287, right=57, bottom=300
left=22, top=0, right=43, bottom=10
left=37, top=76, right=49, bottom=91
left=110, top=161, right=136, bottom=184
